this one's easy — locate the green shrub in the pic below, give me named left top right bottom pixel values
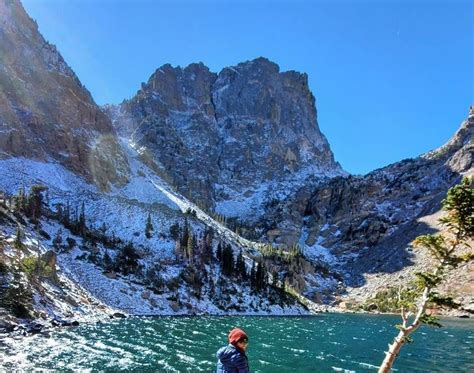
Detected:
left=20, top=256, right=54, bottom=279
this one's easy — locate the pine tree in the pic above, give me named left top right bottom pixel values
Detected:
left=145, top=212, right=154, bottom=239
left=235, top=250, right=247, bottom=279
left=181, top=218, right=189, bottom=248
left=77, top=201, right=87, bottom=236
left=1, top=267, right=32, bottom=318
left=200, top=228, right=213, bottom=264
left=15, top=186, right=26, bottom=213
left=114, top=242, right=140, bottom=275
left=221, top=244, right=234, bottom=276
left=271, top=269, right=279, bottom=288
left=379, top=177, right=474, bottom=373
left=26, top=185, right=48, bottom=220
left=255, top=260, right=264, bottom=291
left=216, top=241, right=223, bottom=262
left=63, top=200, right=71, bottom=227
left=187, top=233, right=195, bottom=262
left=14, top=225, right=23, bottom=249
left=169, top=222, right=180, bottom=241
left=103, top=250, right=113, bottom=271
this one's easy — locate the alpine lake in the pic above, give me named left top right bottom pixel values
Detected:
left=1, top=313, right=473, bottom=372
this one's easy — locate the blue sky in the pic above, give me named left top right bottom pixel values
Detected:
left=22, top=0, right=473, bottom=175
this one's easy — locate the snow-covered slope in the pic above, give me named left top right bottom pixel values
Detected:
left=0, top=135, right=311, bottom=325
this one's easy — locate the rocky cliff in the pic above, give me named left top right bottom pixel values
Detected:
left=111, top=58, right=343, bottom=217
left=0, top=0, right=129, bottom=190
left=259, top=106, right=473, bottom=310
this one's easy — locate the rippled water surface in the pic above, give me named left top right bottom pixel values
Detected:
left=2, top=313, right=473, bottom=372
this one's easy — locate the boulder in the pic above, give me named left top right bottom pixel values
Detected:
left=112, top=312, right=126, bottom=319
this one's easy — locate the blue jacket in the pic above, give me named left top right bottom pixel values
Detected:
left=216, top=344, right=249, bottom=373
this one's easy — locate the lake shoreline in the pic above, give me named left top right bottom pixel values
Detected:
left=1, top=304, right=471, bottom=343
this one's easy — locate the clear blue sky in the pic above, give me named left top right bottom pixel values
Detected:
left=22, top=0, right=473, bottom=175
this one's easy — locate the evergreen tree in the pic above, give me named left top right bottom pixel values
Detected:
left=169, top=222, right=180, bottom=241
left=271, top=269, right=279, bottom=288
left=181, top=218, right=189, bottom=248
left=54, top=203, right=63, bottom=220
left=379, top=177, right=474, bottom=372
left=14, top=225, right=23, bottom=249
left=26, top=185, right=48, bottom=220
left=144, top=262, right=164, bottom=291
left=221, top=244, right=234, bottom=276
left=200, top=228, right=213, bottom=264
left=15, top=186, right=26, bottom=213
left=64, top=200, right=71, bottom=227
left=187, top=233, right=195, bottom=262
left=78, top=201, right=87, bottom=236
left=114, top=242, right=140, bottom=275
left=235, top=249, right=247, bottom=279
left=216, top=242, right=223, bottom=262
left=0, top=267, right=32, bottom=318
left=103, top=250, right=113, bottom=271
left=145, top=212, right=154, bottom=239
left=255, top=259, right=267, bottom=291
left=66, top=237, right=76, bottom=251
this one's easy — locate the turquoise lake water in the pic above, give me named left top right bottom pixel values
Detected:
left=2, top=313, right=473, bottom=372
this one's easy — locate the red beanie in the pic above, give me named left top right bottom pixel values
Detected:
left=228, top=328, right=248, bottom=345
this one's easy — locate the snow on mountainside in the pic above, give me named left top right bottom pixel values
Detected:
left=108, top=57, right=345, bottom=220
left=0, top=135, right=312, bottom=329
left=256, top=107, right=473, bottom=313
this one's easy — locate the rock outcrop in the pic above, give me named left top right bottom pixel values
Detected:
left=112, top=58, right=343, bottom=214
left=258, top=107, right=473, bottom=307
left=0, top=0, right=129, bottom=190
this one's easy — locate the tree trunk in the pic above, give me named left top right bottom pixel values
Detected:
left=378, top=286, right=429, bottom=372
left=378, top=330, right=406, bottom=373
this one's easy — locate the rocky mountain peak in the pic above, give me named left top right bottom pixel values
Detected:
left=0, top=0, right=129, bottom=190
left=116, top=57, right=343, bottom=216
left=423, top=105, right=473, bottom=173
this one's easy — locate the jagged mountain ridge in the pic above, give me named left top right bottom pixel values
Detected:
left=0, top=0, right=129, bottom=190
left=108, top=57, right=343, bottom=218
left=258, top=107, right=473, bottom=309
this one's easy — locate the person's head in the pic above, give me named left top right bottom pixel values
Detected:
left=228, top=328, right=249, bottom=351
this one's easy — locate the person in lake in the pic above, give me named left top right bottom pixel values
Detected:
left=216, top=327, right=250, bottom=373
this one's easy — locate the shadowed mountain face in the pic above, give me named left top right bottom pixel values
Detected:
left=111, top=58, right=343, bottom=212
left=0, top=0, right=129, bottom=190
left=261, top=107, right=473, bottom=290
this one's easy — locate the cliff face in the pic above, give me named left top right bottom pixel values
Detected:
left=0, top=0, right=129, bottom=190
left=304, top=106, right=473, bottom=269
left=114, top=58, right=343, bottom=214
left=257, top=107, right=473, bottom=309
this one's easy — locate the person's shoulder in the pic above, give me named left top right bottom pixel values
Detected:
left=217, top=344, right=237, bottom=360
left=229, top=348, right=247, bottom=365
